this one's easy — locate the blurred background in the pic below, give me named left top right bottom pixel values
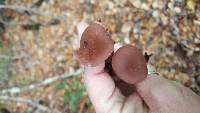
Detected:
left=0, top=0, right=200, bottom=113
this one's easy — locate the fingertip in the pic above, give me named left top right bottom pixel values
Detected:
left=77, top=21, right=89, bottom=39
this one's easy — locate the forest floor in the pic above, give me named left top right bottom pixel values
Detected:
left=0, top=0, right=200, bottom=113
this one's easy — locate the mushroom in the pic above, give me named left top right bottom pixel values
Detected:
left=112, top=45, right=147, bottom=84
left=75, top=23, right=114, bottom=66
left=116, top=81, right=136, bottom=96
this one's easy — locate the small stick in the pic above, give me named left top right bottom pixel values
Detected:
left=0, top=68, right=83, bottom=95
left=0, top=95, right=61, bottom=113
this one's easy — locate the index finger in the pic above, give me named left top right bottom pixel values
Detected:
left=83, top=63, right=124, bottom=113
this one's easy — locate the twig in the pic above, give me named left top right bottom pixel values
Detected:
left=194, top=20, right=200, bottom=25
left=31, top=0, right=47, bottom=8
left=0, top=4, right=68, bottom=20
left=0, top=4, right=52, bottom=17
left=0, top=68, right=83, bottom=95
left=0, top=95, right=61, bottom=113
left=0, top=54, right=12, bottom=59
left=0, top=4, right=68, bottom=27
left=78, top=95, right=88, bottom=113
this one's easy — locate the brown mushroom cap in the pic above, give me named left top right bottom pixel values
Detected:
left=75, top=23, right=114, bottom=66
left=112, top=45, right=147, bottom=84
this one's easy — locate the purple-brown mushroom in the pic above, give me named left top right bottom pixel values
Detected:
left=112, top=45, right=147, bottom=84
left=115, top=80, right=136, bottom=96
left=75, top=23, right=114, bottom=66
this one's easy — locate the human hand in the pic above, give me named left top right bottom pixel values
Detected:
left=76, top=22, right=200, bottom=113
left=82, top=63, right=200, bottom=113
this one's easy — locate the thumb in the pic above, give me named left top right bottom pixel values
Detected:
left=136, top=75, right=200, bottom=113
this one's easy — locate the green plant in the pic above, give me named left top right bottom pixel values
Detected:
left=0, top=44, right=13, bottom=83
left=55, top=79, right=86, bottom=113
